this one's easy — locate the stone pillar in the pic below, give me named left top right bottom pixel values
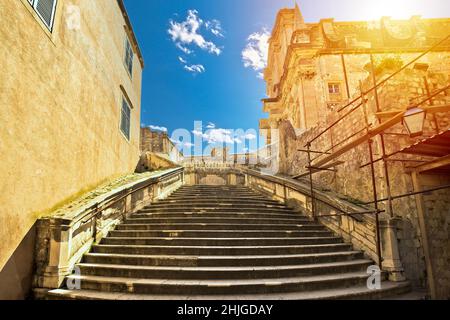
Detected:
left=380, top=217, right=406, bottom=282
left=35, top=220, right=76, bottom=289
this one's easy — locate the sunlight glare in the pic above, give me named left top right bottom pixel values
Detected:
left=350, top=0, right=437, bottom=20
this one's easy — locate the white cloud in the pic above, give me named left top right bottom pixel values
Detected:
left=184, top=64, right=205, bottom=73
left=148, top=125, right=168, bottom=132
left=242, top=28, right=270, bottom=79
left=171, top=138, right=194, bottom=148
left=243, top=133, right=257, bottom=140
left=193, top=128, right=242, bottom=144
left=176, top=43, right=193, bottom=55
left=206, top=122, right=216, bottom=129
left=205, top=19, right=224, bottom=37
left=178, top=56, right=187, bottom=64
left=168, top=10, right=222, bottom=56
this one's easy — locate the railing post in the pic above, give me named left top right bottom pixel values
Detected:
left=92, top=204, right=98, bottom=243
left=306, top=143, right=316, bottom=220
left=368, top=139, right=383, bottom=269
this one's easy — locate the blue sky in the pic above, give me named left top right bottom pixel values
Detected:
left=123, top=0, right=449, bottom=154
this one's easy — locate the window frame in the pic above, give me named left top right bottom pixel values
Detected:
left=327, top=82, right=343, bottom=103
left=120, top=96, right=132, bottom=142
left=27, top=0, right=58, bottom=32
left=124, top=35, right=134, bottom=78
left=328, top=83, right=341, bottom=94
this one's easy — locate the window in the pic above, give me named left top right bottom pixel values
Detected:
left=328, top=83, right=341, bottom=94
left=328, top=83, right=343, bottom=102
left=28, top=0, right=58, bottom=32
left=124, top=36, right=134, bottom=76
left=120, top=97, right=131, bottom=141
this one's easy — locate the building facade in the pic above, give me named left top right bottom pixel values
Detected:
left=140, top=127, right=184, bottom=164
left=261, top=5, right=450, bottom=298
left=0, top=0, right=144, bottom=299
left=261, top=5, right=450, bottom=138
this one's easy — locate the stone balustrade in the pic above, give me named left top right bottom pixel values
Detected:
left=242, top=169, right=405, bottom=282
left=33, top=167, right=184, bottom=290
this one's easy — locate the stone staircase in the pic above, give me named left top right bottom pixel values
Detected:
left=47, top=185, right=410, bottom=300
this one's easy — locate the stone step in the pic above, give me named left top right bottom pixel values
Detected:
left=154, top=199, right=283, bottom=205
left=124, top=216, right=314, bottom=225
left=116, top=223, right=326, bottom=231
left=140, top=205, right=293, bottom=212
left=134, top=208, right=300, bottom=219
left=76, top=259, right=371, bottom=280
left=172, top=189, right=258, bottom=194
left=63, top=272, right=373, bottom=295
left=92, top=243, right=354, bottom=256
left=108, top=229, right=333, bottom=239
left=47, top=281, right=411, bottom=300
left=82, top=251, right=365, bottom=268
left=169, top=193, right=262, bottom=198
left=101, top=236, right=343, bottom=246
left=47, top=184, right=411, bottom=300
left=160, top=196, right=270, bottom=201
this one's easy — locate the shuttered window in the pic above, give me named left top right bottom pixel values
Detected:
left=28, top=0, right=58, bottom=31
left=124, top=36, right=134, bottom=77
left=120, top=97, right=131, bottom=141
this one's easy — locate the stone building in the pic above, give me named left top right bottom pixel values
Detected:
left=260, top=5, right=450, bottom=299
left=0, top=0, right=144, bottom=299
left=140, top=127, right=184, bottom=163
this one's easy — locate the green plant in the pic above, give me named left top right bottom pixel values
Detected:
left=365, top=55, right=405, bottom=76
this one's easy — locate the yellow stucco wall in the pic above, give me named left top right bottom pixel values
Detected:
left=0, top=0, right=143, bottom=270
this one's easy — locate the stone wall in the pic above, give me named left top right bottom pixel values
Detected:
left=276, top=69, right=450, bottom=297
left=140, top=128, right=183, bottom=163
left=183, top=160, right=247, bottom=186
left=0, top=0, right=143, bottom=297
left=420, top=174, right=450, bottom=299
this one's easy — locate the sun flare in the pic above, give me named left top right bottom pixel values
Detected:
left=350, top=0, right=438, bottom=20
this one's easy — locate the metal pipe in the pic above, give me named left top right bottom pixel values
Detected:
left=423, top=76, right=440, bottom=134
left=313, top=126, right=371, bottom=162
left=338, top=34, right=450, bottom=113
left=341, top=54, right=351, bottom=99
left=363, top=183, right=450, bottom=204
left=366, top=53, right=392, bottom=218
left=380, top=135, right=394, bottom=217
left=306, top=166, right=338, bottom=173
left=303, top=35, right=450, bottom=149
left=307, top=144, right=316, bottom=219
left=368, top=139, right=383, bottom=269
left=306, top=101, right=364, bottom=146
left=298, top=149, right=331, bottom=155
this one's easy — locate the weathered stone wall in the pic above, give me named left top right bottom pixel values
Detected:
left=276, top=69, right=450, bottom=296
left=140, top=128, right=183, bottom=163
left=420, top=174, right=450, bottom=299
left=0, top=0, right=143, bottom=294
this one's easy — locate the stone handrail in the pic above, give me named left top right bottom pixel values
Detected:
left=241, top=168, right=405, bottom=281
left=33, top=167, right=185, bottom=290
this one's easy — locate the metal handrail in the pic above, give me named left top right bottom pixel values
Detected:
left=305, top=34, right=450, bottom=148
left=363, top=184, right=450, bottom=205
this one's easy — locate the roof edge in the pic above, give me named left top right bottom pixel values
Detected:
left=117, top=0, right=145, bottom=69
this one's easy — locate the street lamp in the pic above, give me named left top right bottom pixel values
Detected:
left=403, top=105, right=426, bottom=138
